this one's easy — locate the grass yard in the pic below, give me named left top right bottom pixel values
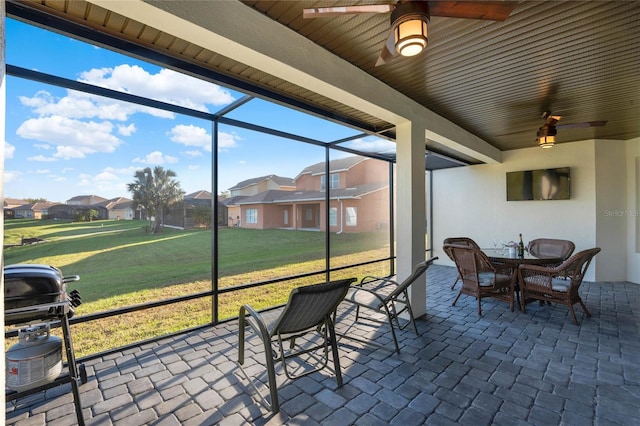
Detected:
left=4, top=219, right=392, bottom=356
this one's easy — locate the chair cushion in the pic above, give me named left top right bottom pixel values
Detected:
left=551, top=278, right=570, bottom=292
left=477, top=272, right=511, bottom=287
left=345, top=287, right=384, bottom=311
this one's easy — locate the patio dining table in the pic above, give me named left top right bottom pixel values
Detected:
left=482, top=248, right=563, bottom=308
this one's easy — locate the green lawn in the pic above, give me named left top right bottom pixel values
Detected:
left=4, top=219, right=392, bottom=356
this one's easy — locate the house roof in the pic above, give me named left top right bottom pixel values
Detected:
left=295, top=156, right=367, bottom=181
left=4, top=198, right=28, bottom=207
left=228, top=175, right=295, bottom=191
left=14, top=202, right=57, bottom=211
left=67, top=194, right=109, bottom=204
left=101, top=197, right=134, bottom=210
left=220, top=196, right=248, bottom=207
left=185, top=190, right=212, bottom=200
left=233, top=182, right=387, bottom=205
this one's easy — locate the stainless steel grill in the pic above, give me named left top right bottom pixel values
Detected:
left=4, top=264, right=86, bottom=426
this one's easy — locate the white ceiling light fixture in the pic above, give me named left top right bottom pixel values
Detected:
left=392, top=2, right=430, bottom=57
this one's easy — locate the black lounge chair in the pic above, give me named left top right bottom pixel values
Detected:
left=237, top=277, right=355, bottom=413
left=339, top=258, right=437, bottom=352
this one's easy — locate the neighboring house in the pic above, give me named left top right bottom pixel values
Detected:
left=227, top=156, right=389, bottom=233
left=13, top=202, right=57, bottom=219
left=226, top=175, right=296, bottom=227
left=4, top=198, right=28, bottom=219
left=66, top=194, right=109, bottom=205
left=96, top=197, right=135, bottom=220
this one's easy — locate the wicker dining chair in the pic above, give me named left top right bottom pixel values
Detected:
left=237, top=277, right=356, bottom=413
left=443, top=243, right=515, bottom=316
left=442, top=237, right=482, bottom=290
left=518, top=247, right=600, bottom=324
left=526, top=238, right=575, bottom=265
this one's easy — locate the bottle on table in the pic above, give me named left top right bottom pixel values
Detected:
left=518, top=233, right=525, bottom=257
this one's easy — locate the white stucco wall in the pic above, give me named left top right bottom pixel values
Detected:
left=431, top=139, right=633, bottom=282
left=627, top=137, right=640, bottom=283
left=595, top=140, right=627, bottom=281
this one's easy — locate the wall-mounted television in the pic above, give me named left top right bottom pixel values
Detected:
left=506, top=167, right=571, bottom=201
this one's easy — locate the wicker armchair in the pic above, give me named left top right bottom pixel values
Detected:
left=443, top=243, right=515, bottom=316
left=442, top=237, right=482, bottom=290
left=526, top=238, right=575, bottom=265
left=518, top=247, right=600, bottom=324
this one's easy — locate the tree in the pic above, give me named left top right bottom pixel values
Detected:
left=127, top=166, right=185, bottom=233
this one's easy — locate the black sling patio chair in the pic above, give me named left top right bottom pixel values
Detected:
left=237, top=277, right=355, bottom=413
left=338, top=258, right=437, bottom=353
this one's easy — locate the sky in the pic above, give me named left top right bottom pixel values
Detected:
left=4, top=18, right=396, bottom=203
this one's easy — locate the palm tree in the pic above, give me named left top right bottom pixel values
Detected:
left=127, top=166, right=184, bottom=233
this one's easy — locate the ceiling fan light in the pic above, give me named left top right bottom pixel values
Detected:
left=394, top=17, right=428, bottom=57
left=537, top=125, right=557, bottom=148
left=538, top=135, right=555, bottom=148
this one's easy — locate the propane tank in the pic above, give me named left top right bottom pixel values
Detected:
left=6, top=324, right=63, bottom=392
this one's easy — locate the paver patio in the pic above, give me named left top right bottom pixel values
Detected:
left=6, top=264, right=640, bottom=425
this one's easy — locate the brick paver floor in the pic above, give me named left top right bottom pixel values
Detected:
left=6, top=265, right=640, bottom=425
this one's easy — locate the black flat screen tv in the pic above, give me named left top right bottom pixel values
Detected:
left=506, top=167, right=570, bottom=201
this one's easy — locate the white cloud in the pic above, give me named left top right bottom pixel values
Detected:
left=5, top=142, right=15, bottom=159
left=34, top=143, right=51, bottom=150
left=168, top=124, right=211, bottom=151
left=78, top=65, right=235, bottom=111
left=133, top=151, right=178, bottom=165
left=20, top=90, right=173, bottom=121
left=219, top=131, right=241, bottom=150
left=72, top=166, right=136, bottom=196
left=27, top=155, right=58, bottom=162
left=35, top=169, right=51, bottom=174
left=188, top=165, right=200, bottom=171
left=168, top=125, right=241, bottom=152
left=17, top=116, right=122, bottom=160
left=347, top=137, right=396, bottom=154
left=118, top=123, right=136, bottom=136
left=4, top=170, right=21, bottom=183
left=182, top=150, right=203, bottom=157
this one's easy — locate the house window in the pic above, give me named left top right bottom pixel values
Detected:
left=329, top=207, right=337, bottom=226
left=346, top=207, right=357, bottom=226
left=283, top=209, right=289, bottom=225
left=245, top=208, right=258, bottom=224
left=305, top=207, right=313, bottom=221
left=320, top=173, right=340, bottom=190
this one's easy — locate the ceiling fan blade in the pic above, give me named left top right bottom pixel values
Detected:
left=375, top=30, right=398, bottom=66
left=428, top=1, right=517, bottom=21
left=556, top=120, right=608, bottom=130
left=303, top=4, right=394, bottom=19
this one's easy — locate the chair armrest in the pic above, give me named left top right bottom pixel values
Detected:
left=347, top=285, right=389, bottom=306
left=238, top=304, right=269, bottom=365
left=359, top=275, right=398, bottom=289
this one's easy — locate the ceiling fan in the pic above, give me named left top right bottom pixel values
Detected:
left=303, top=1, right=517, bottom=66
left=535, top=111, right=607, bottom=148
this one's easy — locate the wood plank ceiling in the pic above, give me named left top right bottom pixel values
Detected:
left=7, top=0, right=640, bottom=163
